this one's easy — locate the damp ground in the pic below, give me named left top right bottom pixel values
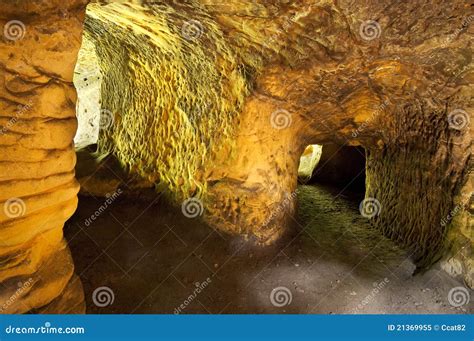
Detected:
left=64, top=185, right=472, bottom=314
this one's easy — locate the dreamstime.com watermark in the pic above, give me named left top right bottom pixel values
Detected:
left=0, top=278, right=33, bottom=313
left=359, top=20, right=382, bottom=41
left=440, top=205, right=463, bottom=228
left=270, top=109, right=292, bottom=130
left=352, top=277, right=390, bottom=313
left=262, top=190, right=298, bottom=228
left=4, top=322, right=85, bottom=335
left=84, top=188, right=123, bottom=226
left=352, top=98, right=390, bottom=138
left=440, top=14, right=474, bottom=47
left=3, top=197, right=26, bottom=218
left=98, top=108, right=114, bottom=130
left=174, top=277, right=212, bottom=314
left=181, top=19, right=204, bottom=41
left=440, top=191, right=473, bottom=227
left=0, top=99, right=33, bottom=135
left=447, top=109, right=470, bottom=131
left=261, top=9, right=308, bottom=52
left=3, top=20, right=26, bottom=41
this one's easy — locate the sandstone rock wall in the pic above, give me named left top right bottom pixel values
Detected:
left=0, top=0, right=88, bottom=313
left=79, top=0, right=472, bottom=285
left=84, top=1, right=250, bottom=201
left=73, top=36, right=102, bottom=149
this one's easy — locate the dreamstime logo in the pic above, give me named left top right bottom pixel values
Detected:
left=359, top=20, right=381, bottom=41
left=181, top=20, right=204, bottom=41
left=181, top=197, right=204, bottom=218
left=270, top=286, right=292, bottom=307
left=359, top=197, right=381, bottom=218
left=270, top=109, right=292, bottom=130
left=448, top=109, right=470, bottom=130
left=3, top=20, right=26, bottom=41
left=92, top=286, right=115, bottom=307
left=99, top=109, right=114, bottom=130
left=447, top=286, right=470, bottom=307
left=3, top=198, right=26, bottom=218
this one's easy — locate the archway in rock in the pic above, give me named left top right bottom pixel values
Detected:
left=307, top=144, right=366, bottom=194
left=297, top=145, right=323, bottom=182
left=0, top=0, right=472, bottom=313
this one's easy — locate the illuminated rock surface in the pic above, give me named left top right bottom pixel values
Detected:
left=298, top=145, right=323, bottom=180
left=81, top=0, right=472, bottom=281
left=0, top=0, right=472, bottom=313
left=0, top=0, right=88, bottom=313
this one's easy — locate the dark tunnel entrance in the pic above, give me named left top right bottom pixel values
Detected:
left=311, top=144, right=366, bottom=194
left=298, top=144, right=366, bottom=198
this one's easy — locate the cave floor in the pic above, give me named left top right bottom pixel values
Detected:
left=64, top=185, right=471, bottom=314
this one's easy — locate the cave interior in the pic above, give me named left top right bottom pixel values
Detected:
left=0, top=0, right=472, bottom=314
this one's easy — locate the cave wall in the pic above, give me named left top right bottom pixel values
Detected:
left=364, top=86, right=472, bottom=281
left=442, top=170, right=473, bottom=287
left=0, top=0, right=88, bottom=313
left=0, top=0, right=469, bottom=315
left=84, top=1, right=252, bottom=201
left=79, top=0, right=471, bottom=283
left=73, top=36, right=102, bottom=149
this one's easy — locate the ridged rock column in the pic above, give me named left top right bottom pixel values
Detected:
left=0, top=0, right=88, bottom=313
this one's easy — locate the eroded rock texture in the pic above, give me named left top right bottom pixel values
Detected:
left=85, top=1, right=250, bottom=200
left=74, top=36, right=102, bottom=149
left=0, top=0, right=88, bottom=313
left=81, top=0, right=472, bottom=285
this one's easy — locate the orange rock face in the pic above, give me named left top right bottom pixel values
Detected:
left=201, top=0, right=472, bottom=282
left=0, top=0, right=89, bottom=313
left=0, top=0, right=472, bottom=314
left=82, top=1, right=473, bottom=286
